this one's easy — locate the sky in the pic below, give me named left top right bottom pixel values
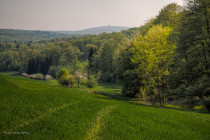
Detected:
left=0, top=0, right=183, bottom=31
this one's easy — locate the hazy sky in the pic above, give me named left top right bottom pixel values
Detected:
left=0, top=0, right=183, bottom=31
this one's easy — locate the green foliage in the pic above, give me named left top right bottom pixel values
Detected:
left=0, top=29, right=71, bottom=42
left=56, top=68, right=70, bottom=86
left=48, top=65, right=62, bottom=78
left=98, top=33, right=128, bottom=82
left=88, top=44, right=98, bottom=73
left=74, top=71, right=83, bottom=88
left=57, top=75, right=70, bottom=87
left=56, top=68, right=77, bottom=87
left=59, top=45, right=81, bottom=65
left=154, top=3, right=182, bottom=28
left=100, top=72, right=112, bottom=82
left=86, top=76, right=97, bottom=88
left=122, top=70, right=143, bottom=97
left=169, top=0, right=210, bottom=108
left=130, top=25, right=174, bottom=104
left=27, top=55, right=52, bottom=76
left=56, top=68, right=69, bottom=79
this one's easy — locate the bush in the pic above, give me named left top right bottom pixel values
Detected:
left=21, top=72, right=29, bottom=77
left=57, top=75, right=76, bottom=88
left=80, top=78, right=88, bottom=87
left=58, top=75, right=70, bottom=86
left=74, top=71, right=83, bottom=88
left=45, top=74, right=53, bottom=80
left=56, top=68, right=69, bottom=79
left=30, top=73, right=44, bottom=80
left=56, top=68, right=71, bottom=87
left=69, top=75, right=76, bottom=88
left=86, top=76, right=97, bottom=88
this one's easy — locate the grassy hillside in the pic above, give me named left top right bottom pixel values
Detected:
left=0, top=73, right=209, bottom=139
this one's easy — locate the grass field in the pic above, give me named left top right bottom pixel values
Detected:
left=0, top=73, right=209, bottom=139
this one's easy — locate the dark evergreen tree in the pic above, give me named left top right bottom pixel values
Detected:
left=88, top=46, right=97, bottom=74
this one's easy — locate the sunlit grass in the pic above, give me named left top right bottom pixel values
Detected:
left=0, top=73, right=209, bottom=139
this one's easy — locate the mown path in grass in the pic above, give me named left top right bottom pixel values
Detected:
left=85, top=105, right=115, bottom=140
left=0, top=73, right=210, bottom=140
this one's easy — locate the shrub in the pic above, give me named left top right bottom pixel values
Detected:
left=80, top=78, right=89, bottom=88
left=21, top=72, right=29, bottom=77
left=45, top=74, right=53, bottom=80
left=56, top=68, right=69, bottom=79
left=74, top=71, right=83, bottom=87
left=30, top=73, right=44, bottom=80
left=36, top=73, right=44, bottom=80
left=58, top=75, right=70, bottom=86
left=69, top=75, right=76, bottom=88
left=56, top=68, right=71, bottom=87
left=86, top=76, right=97, bottom=88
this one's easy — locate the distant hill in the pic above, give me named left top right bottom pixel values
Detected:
left=0, top=29, right=75, bottom=42
left=0, top=26, right=130, bottom=42
left=58, top=26, right=130, bottom=35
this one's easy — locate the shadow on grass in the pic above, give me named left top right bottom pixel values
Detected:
left=94, top=91, right=131, bottom=101
left=96, top=82, right=122, bottom=89
left=131, top=101, right=210, bottom=114
left=93, top=90, right=209, bottom=114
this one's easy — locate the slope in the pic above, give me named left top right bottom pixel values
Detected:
left=0, top=73, right=209, bottom=140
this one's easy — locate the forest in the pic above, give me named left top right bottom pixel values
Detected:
left=0, top=1, right=209, bottom=110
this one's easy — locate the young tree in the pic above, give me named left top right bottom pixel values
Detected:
left=74, top=71, right=83, bottom=88
left=131, top=25, right=174, bottom=105
left=88, top=45, right=98, bottom=74
left=56, top=68, right=76, bottom=87
left=69, top=75, right=76, bottom=88
left=86, top=76, right=97, bottom=88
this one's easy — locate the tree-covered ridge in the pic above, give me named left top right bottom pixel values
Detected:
left=0, top=26, right=130, bottom=42
left=0, top=1, right=209, bottom=110
left=57, top=26, right=130, bottom=35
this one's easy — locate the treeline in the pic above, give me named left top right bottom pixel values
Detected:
left=0, top=0, right=209, bottom=109
left=0, top=29, right=75, bottom=42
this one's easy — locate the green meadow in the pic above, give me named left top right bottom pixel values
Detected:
left=0, top=73, right=209, bottom=139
